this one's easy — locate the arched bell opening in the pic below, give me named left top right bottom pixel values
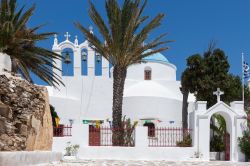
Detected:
left=81, top=48, right=88, bottom=76
left=62, top=48, right=74, bottom=76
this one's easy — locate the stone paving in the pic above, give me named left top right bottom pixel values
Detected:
left=48, top=160, right=250, bottom=166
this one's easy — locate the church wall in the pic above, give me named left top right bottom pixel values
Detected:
left=80, top=77, right=113, bottom=120
left=49, top=97, right=81, bottom=125
left=49, top=76, right=113, bottom=125
left=123, top=97, right=183, bottom=126
left=126, top=62, right=176, bottom=81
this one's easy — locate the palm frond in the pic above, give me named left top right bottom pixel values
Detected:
left=0, top=0, right=63, bottom=87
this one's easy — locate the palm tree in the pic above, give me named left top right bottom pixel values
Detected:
left=0, top=0, right=63, bottom=87
left=75, top=0, right=171, bottom=145
left=210, top=114, right=227, bottom=138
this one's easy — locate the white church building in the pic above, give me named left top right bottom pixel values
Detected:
left=48, top=31, right=196, bottom=127
left=48, top=32, right=247, bottom=162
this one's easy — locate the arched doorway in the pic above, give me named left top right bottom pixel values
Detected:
left=143, top=122, right=155, bottom=137
left=194, top=100, right=247, bottom=162
left=209, top=113, right=231, bottom=161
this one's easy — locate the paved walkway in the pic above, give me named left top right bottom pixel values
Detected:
left=48, top=160, right=250, bottom=166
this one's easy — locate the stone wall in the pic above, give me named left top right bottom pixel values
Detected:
left=0, top=73, right=52, bottom=151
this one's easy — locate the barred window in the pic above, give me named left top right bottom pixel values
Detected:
left=143, top=123, right=155, bottom=137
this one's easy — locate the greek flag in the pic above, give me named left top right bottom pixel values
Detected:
left=243, top=61, right=249, bottom=78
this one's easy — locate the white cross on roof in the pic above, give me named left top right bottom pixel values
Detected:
left=213, top=88, right=224, bottom=103
left=64, top=32, right=71, bottom=41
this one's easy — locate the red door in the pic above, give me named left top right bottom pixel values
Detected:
left=224, top=133, right=230, bottom=161
left=89, top=125, right=101, bottom=146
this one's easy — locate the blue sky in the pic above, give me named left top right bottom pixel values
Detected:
left=19, top=0, right=250, bottom=85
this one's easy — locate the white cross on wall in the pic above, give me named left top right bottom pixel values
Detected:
left=64, top=32, right=71, bottom=41
left=213, top=88, right=224, bottom=103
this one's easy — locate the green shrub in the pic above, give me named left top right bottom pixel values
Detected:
left=210, top=135, right=225, bottom=152
left=238, top=130, right=250, bottom=160
left=50, top=104, right=59, bottom=127
left=177, top=134, right=192, bottom=147
left=121, top=116, right=138, bottom=146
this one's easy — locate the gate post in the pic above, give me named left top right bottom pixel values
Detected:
left=235, top=116, right=247, bottom=162
left=135, top=126, right=148, bottom=147
left=71, top=124, right=89, bottom=147
left=195, top=101, right=209, bottom=161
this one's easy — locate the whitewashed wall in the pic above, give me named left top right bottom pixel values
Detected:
left=0, top=53, right=11, bottom=73
left=126, top=62, right=176, bottom=81
left=123, top=97, right=183, bottom=126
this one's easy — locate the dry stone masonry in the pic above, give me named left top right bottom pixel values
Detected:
left=0, top=73, right=52, bottom=151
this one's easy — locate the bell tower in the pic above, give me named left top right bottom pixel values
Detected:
left=52, top=27, right=110, bottom=78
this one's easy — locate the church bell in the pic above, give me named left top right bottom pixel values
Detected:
left=64, top=51, right=71, bottom=64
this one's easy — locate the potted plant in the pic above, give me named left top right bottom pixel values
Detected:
left=64, top=142, right=80, bottom=159
left=238, top=130, right=250, bottom=161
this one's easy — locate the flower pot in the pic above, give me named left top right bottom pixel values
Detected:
left=63, top=156, right=76, bottom=160
left=219, top=152, right=225, bottom=160
left=210, top=152, right=219, bottom=161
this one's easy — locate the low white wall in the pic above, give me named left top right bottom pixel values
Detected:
left=52, top=137, right=72, bottom=154
left=52, top=124, right=89, bottom=155
left=0, top=151, right=62, bottom=166
left=53, top=125, right=202, bottom=161
left=78, top=147, right=198, bottom=161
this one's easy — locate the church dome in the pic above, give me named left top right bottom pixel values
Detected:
left=124, top=81, right=182, bottom=100
left=143, top=50, right=169, bottom=63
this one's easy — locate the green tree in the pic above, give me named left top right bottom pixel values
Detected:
left=181, top=54, right=205, bottom=129
left=181, top=47, right=241, bottom=129
left=197, top=49, right=230, bottom=107
left=75, top=0, right=170, bottom=145
left=0, top=0, right=63, bottom=87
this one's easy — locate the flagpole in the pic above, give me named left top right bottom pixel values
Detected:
left=242, top=52, right=245, bottom=103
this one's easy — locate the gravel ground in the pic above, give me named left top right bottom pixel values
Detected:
left=46, top=159, right=250, bottom=166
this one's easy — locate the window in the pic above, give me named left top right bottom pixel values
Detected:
left=144, top=70, right=151, bottom=80
left=144, top=66, right=152, bottom=80
left=143, top=122, right=155, bottom=137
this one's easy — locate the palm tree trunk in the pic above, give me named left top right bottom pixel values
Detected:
left=182, top=88, right=189, bottom=130
left=112, top=66, right=127, bottom=146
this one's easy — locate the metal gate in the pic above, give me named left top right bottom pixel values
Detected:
left=224, top=133, right=230, bottom=161
left=89, top=125, right=100, bottom=146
